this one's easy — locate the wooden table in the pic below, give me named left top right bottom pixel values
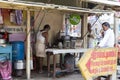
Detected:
left=46, top=48, right=88, bottom=78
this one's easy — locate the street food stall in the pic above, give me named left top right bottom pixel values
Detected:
left=46, top=48, right=88, bottom=78
left=0, top=0, right=119, bottom=80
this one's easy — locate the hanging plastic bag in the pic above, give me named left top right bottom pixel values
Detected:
left=10, top=10, right=16, bottom=24
left=0, top=61, right=12, bottom=80
left=15, top=10, right=23, bottom=25
left=0, top=9, right=3, bottom=24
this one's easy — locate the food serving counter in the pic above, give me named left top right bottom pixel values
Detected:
left=46, top=48, right=88, bottom=78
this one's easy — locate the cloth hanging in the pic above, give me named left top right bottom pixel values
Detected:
left=0, top=61, right=12, bottom=80
left=15, top=10, right=22, bottom=25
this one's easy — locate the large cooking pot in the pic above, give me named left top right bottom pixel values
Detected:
left=0, top=39, right=6, bottom=44
left=14, top=60, right=25, bottom=70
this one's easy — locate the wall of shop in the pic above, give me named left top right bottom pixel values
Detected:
left=34, top=10, right=63, bottom=65
left=34, top=10, right=63, bottom=44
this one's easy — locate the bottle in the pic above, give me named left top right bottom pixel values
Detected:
left=10, top=11, right=15, bottom=23
left=58, top=42, right=63, bottom=49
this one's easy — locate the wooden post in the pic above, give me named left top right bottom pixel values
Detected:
left=82, top=14, right=88, bottom=48
left=114, top=15, right=118, bottom=44
left=26, top=10, right=31, bottom=79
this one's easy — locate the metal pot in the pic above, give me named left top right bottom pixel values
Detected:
left=70, top=39, right=76, bottom=49
left=0, top=39, right=6, bottom=44
left=64, top=35, right=70, bottom=40
left=14, top=60, right=25, bottom=70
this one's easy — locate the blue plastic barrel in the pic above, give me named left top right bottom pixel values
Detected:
left=11, top=41, right=24, bottom=61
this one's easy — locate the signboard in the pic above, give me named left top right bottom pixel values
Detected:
left=4, top=26, right=26, bottom=33
left=115, top=12, right=120, bottom=18
left=63, top=14, right=81, bottom=37
left=69, top=14, right=81, bottom=25
left=77, top=48, right=118, bottom=80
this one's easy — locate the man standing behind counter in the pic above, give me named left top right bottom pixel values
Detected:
left=97, top=22, right=115, bottom=48
left=36, top=24, right=50, bottom=73
left=95, top=22, right=115, bottom=80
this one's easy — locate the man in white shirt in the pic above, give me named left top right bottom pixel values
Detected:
left=97, top=22, right=115, bottom=48
left=95, top=22, right=115, bottom=80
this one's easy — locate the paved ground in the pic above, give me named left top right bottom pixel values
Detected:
left=13, top=71, right=120, bottom=80
left=13, top=71, right=84, bottom=80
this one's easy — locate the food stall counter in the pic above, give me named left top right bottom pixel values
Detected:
left=46, top=48, right=88, bottom=78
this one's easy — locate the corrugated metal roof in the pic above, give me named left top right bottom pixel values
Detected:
left=0, top=0, right=113, bottom=14
left=83, top=0, right=120, bottom=6
left=23, top=0, right=77, bottom=6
